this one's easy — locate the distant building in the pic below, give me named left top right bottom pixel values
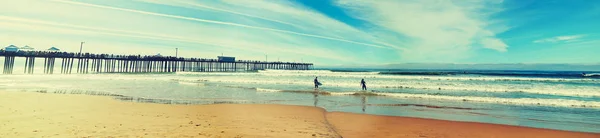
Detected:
left=47, top=47, right=60, bottom=52
left=20, top=45, right=35, bottom=51
left=3, top=45, right=20, bottom=52
left=218, top=56, right=235, bottom=62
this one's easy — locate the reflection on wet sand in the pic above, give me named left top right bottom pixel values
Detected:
left=313, top=92, right=319, bottom=107
left=361, top=95, right=367, bottom=113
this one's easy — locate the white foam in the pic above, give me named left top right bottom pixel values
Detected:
left=255, top=70, right=599, bottom=83
left=197, top=75, right=600, bottom=97
left=3, top=70, right=598, bottom=106
left=378, top=93, right=600, bottom=108
left=584, top=73, right=600, bottom=77
left=178, top=81, right=205, bottom=86
left=328, top=92, right=359, bottom=95
left=176, top=71, right=259, bottom=76
left=256, top=88, right=282, bottom=92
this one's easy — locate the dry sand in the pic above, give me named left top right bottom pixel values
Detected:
left=1, top=91, right=598, bottom=138
left=0, top=92, right=338, bottom=138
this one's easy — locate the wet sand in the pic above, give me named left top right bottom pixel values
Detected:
left=1, top=91, right=598, bottom=138
left=327, top=112, right=599, bottom=138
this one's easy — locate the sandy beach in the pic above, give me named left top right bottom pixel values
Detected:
left=327, top=112, right=600, bottom=138
left=1, top=91, right=598, bottom=138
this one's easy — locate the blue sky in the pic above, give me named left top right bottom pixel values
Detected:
left=1, top=0, right=599, bottom=66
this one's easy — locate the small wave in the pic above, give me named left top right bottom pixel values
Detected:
left=376, top=93, right=600, bottom=108
left=370, top=103, right=482, bottom=110
left=114, top=96, right=250, bottom=105
left=256, top=88, right=282, bottom=92
left=379, top=70, right=600, bottom=79
left=328, top=91, right=380, bottom=96
left=173, top=79, right=208, bottom=86
left=223, top=86, right=289, bottom=93
left=259, top=69, right=333, bottom=74
left=176, top=71, right=258, bottom=76
left=251, top=87, right=326, bottom=93
left=178, top=81, right=205, bottom=86
left=223, top=85, right=256, bottom=90
left=259, top=69, right=380, bottom=76
left=380, top=72, right=456, bottom=76
left=226, top=86, right=600, bottom=108
left=583, top=73, right=600, bottom=77
left=254, top=88, right=336, bottom=95
left=328, top=92, right=358, bottom=95
left=205, top=78, right=600, bottom=97
left=330, top=69, right=374, bottom=73
left=339, top=103, right=485, bottom=110
left=257, top=90, right=380, bottom=96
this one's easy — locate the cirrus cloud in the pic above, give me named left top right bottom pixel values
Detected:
left=533, top=35, right=586, bottom=43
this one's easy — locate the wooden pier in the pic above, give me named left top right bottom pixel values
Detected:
left=0, top=50, right=313, bottom=74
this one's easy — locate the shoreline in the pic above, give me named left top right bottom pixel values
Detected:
left=1, top=91, right=598, bottom=138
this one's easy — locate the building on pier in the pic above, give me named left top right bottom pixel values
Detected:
left=20, top=45, right=35, bottom=51
left=218, top=56, right=235, bottom=62
left=47, top=47, right=60, bottom=52
left=3, top=45, right=19, bottom=52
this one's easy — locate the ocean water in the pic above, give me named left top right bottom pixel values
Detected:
left=0, top=69, right=599, bottom=133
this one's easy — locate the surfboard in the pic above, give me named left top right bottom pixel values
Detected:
left=317, top=82, right=323, bottom=86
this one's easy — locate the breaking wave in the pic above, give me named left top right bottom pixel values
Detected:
left=243, top=87, right=600, bottom=108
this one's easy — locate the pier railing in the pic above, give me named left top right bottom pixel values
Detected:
left=0, top=50, right=313, bottom=74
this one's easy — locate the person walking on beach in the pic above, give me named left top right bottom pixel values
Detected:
left=314, top=77, right=320, bottom=89
left=361, top=79, right=367, bottom=91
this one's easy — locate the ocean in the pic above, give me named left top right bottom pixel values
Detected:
left=0, top=69, right=599, bottom=133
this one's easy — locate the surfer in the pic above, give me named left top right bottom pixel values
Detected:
left=314, top=77, right=320, bottom=89
left=361, top=79, right=367, bottom=91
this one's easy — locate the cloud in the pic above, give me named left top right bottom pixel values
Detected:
left=335, top=0, right=509, bottom=61
left=481, top=38, right=508, bottom=52
left=1, top=0, right=390, bottom=65
left=533, top=35, right=586, bottom=43
left=136, top=0, right=302, bottom=29
left=1, top=0, right=521, bottom=65
left=53, top=0, right=389, bottom=49
left=0, top=15, right=352, bottom=62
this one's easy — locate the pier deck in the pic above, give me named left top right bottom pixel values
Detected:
left=0, top=50, right=312, bottom=74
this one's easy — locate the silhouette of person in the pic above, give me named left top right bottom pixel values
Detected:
left=361, top=79, right=367, bottom=91
left=314, top=77, right=319, bottom=89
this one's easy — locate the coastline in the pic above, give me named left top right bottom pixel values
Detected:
left=1, top=91, right=598, bottom=138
